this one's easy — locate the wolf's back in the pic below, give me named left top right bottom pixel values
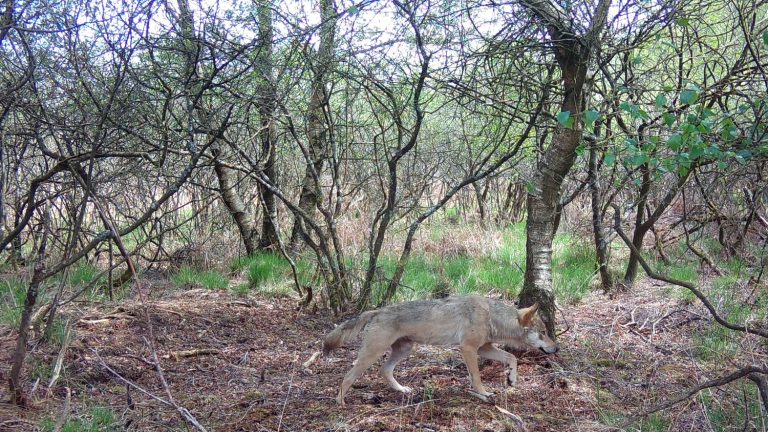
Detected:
left=323, top=310, right=378, bottom=355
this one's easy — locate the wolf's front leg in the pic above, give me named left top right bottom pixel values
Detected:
left=477, top=343, right=518, bottom=386
left=460, top=344, right=494, bottom=398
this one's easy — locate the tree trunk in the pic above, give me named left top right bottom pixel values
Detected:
left=588, top=144, right=613, bottom=291
left=213, top=153, right=258, bottom=254
left=289, top=0, right=336, bottom=253
left=256, top=0, right=280, bottom=251
left=623, top=169, right=690, bottom=286
left=9, top=226, right=48, bottom=406
left=517, top=0, right=611, bottom=337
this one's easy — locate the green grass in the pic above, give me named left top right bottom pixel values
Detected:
left=68, top=262, right=101, bottom=286
left=361, top=222, right=596, bottom=304
left=171, top=267, right=229, bottom=290
left=0, top=278, right=27, bottom=328
left=553, top=233, right=597, bottom=304
left=232, top=252, right=314, bottom=297
left=40, top=406, right=116, bottom=432
left=234, top=253, right=290, bottom=286
left=230, top=283, right=250, bottom=297
left=698, top=385, right=764, bottom=431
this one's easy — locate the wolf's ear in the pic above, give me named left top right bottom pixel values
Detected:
left=518, top=303, right=539, bottom=327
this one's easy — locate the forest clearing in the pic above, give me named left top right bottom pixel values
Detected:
left=0, top=0, right=767, bottom=430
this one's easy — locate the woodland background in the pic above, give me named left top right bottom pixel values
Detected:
left=0, top=0, right=767, bottom=430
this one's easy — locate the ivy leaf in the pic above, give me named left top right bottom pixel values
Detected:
left=556, top=111, right=574, bottom=129
left=676, top=17, right=689, bottom=27
left=347, top=5, right=359, bottom=15
left=655, top=95, right=667, bottom=108
left=604, top=151, right=616, bottom=166
left=680, top=89, right=699, bottom=105
left=764, top=31, right=768, bottom=48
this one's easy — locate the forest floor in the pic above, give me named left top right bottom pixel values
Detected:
left=1, top=274, right=757, bottom=432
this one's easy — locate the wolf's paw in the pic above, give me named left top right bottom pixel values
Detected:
left=468, top=390, right=495, bottom=403
left=394, top=384, right=412, bottom=394
left=506, top=369, right=517, bottom=386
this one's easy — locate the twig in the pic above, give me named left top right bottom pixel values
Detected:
left=612, top=205, right=768, bottom=338
left=166, top=348, right=220, bottom=361
left=302, top=350, right=322, bottom=370
left=620, top=365, right=768, bottom=427
left=748, top=373, right=768, bottom=413
left=52, top=387, right=71, bottom=432
left=277, top=355, right=299, bottom=432
left=47, top=320, right=72, bottom=393
left=95, top=350, right=208, bottom=431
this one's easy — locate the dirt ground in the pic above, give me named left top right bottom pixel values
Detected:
left=0, top=282, right=756, bottom=431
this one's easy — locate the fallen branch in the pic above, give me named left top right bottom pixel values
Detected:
left=47, top=321, right=72, bottom=393
left=166, top=348, right=220, bottom=361
left=620, top=365, right=768, bottom=427
left=612, top=205, right=768, bottom=338
left=302, top=350, right=321, bottom=370
left=95, top=350, right=209, bottom=431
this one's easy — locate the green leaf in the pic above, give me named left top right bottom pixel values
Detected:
left=737, top=149, right=752, bottom=162
left=584, top=109, right=600, bottom=126
left=662, top=113, right=676, bottom=127
left=526, top=182, right=536, bottom=194
left=347, top=5, right=359, bottom=15
left=680, top=89, right=699, bottom=105
left=619, top=101, right=632, bottom=112
left=655, top=95, right=667, bottom=108
left=604, top=152, right=616, bottom=166
left=763, top=31, right=768, bottom=48
left=630, top=153, right=649, bottom=167
left=690, top=143, right=704, bottom=159
left=668, top=133, right=683, bottom=151
left=676, top=17, right=689, bottom=27
left=575, top=144, right=586, bottom=157
left=556, top=111, right=573, bottom=129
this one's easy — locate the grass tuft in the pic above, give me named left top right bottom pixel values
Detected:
left=171, top=267, right=229, bottom=290
left=0, top=278, right=27, bottom=328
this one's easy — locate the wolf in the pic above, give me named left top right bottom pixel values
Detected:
left=323, top=295, right=559, bottom=406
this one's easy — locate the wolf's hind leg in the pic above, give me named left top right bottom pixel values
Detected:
left=338, top=337, right=390, bottom=406
left=478, top=343, right=518, bottom=385
left=381, top=338, right=414, bottom=393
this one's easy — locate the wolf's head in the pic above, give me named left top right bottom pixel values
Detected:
left=518, top=303, right=559, bottom=354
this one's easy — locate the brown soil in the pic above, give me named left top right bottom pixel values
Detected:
left=0, top=282, right=757, bottom=431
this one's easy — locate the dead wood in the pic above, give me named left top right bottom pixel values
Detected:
left=166, top=348, right=220, bottom=361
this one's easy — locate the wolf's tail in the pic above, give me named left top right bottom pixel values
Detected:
left=323, top=310, right=378, bottom=355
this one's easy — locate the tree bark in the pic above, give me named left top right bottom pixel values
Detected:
left=623, top=169, right=690, bottom=286
left=256, top=0, right=280, bottom=251
left=213, top=154, right=258, bottom=254
left=588, top=144, right=613, bottom=291
left=289, top=0, right=336, bottom=253
left=9, top=224, right=48, bottom=406
left=518, top=0, right=611, bottom=336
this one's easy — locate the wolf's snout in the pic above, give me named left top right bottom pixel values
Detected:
left=540, top=345, right=559, bottom=354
